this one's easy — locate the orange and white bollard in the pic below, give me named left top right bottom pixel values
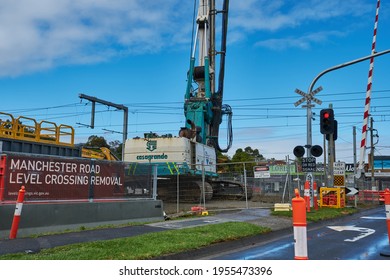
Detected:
left=9, top=186, right=26, bottom=239
left=313, top=182, right=318, bottom=211
left=304, top=181, right=310, bottom=212
left=380, top=188, right=390, bottom=257
left=384, top=189, right=390, bottom=243
left=292, top=188, right=308, bottom=260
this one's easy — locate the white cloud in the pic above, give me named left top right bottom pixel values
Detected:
left=228, top=0, right=372, bottom=50
left=229, top=0, right=371, bottom=32
left=0, top=0, right=191, bottom=77
left=0, top=0, right=373, bottom=77
left=255, top=30, right=345, bottom=50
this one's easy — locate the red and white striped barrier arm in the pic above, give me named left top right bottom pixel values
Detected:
left=357, top=0, right=380, bottom=177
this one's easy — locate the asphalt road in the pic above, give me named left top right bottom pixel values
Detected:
left=1, top=206, right=388, bottom=260
left=205, top=207, right=390, bottom=260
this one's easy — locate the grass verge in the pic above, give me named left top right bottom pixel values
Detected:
left=0, top=222, right=270, bottom=260
left=271, top=206, right=358, bottom=222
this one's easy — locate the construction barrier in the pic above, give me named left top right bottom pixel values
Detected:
left=304, top=181, right=310, bottom=212
left=320, top=187, right=345, bottom=208
left=9, top=186, right=26, bottom=239
left=292, top=188, right=308, bottom=260
left=359, top=190, right=385, bottom=202
left=313, top=182, right=318, bottom=211
left=191, top=206, right=208, bottom=216
left=274, top=203, right=291, bottom=211
left=346, top=189, right=387, bottom=204
left=380, top=188, right=390, bottom=257
left=385, top=189, right=390, bottom=244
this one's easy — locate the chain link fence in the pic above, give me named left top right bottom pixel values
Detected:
left=158, top=161, right=386, bottom=215
left=2, top=153, right=385, bottom=211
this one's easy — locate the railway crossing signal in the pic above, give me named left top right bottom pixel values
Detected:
left=293, top=145, right=323, bottom=158
left=294, top=87, right=323, bottom=107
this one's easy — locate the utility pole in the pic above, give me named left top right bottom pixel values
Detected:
left=370, top=117, right=376, bottom=191
left=353, top=126, right=358, bottom=208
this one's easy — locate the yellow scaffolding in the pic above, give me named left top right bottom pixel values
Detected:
left=0, top=112, right=74, bottom=147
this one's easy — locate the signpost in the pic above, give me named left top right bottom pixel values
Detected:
left=254, top=171, right=271, bottom=179
left=301, top=157, right=316, bottom=172
left=333, top=162, right=346, bottom=187
left=294, top=87, right=323, bottom=108
left=254, top=166, right=271, bottom=179
left=346, top=186, right=359, bottom=196
left=294, top=86, right=323, bottom=157
left=294, top=87, right=323, bottom=208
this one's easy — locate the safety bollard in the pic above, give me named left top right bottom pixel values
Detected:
left=380, top=188, right=390, bottom=257
left=292, top=188, right=308, bottom=260
left=313, top=182, right=318, bottom=211
left=385, top=189, right=390, bottom=243
left=9, top=186, right=26, bottom=239
left=304, top=181, right=310, bottom=212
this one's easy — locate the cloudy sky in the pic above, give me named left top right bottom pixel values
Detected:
left=1, top=0, right=389, bottom=164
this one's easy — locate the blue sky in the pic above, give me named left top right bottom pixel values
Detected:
left=1, top=0, right=390, bottom=165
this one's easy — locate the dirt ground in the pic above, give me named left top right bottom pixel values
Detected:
left=162, top=199, right=275, bottom=215
left=162, top=199, right=293, bottom=232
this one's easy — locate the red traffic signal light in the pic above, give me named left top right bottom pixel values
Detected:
left=320, top=109, right=334, bottom=135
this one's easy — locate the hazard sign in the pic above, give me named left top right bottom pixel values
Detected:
left=334, top=175, right=345, bottom=187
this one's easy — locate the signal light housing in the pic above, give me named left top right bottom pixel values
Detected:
left=311, top=145, right=323, bottom=157
left=320, top=109, right=334, bottom=135
left=326, top=119, right=338, bottom=141
left=293, top=146, right=305, bottom=158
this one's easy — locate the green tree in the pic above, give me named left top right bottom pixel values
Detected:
left=231, top=146, right=264, bottom=162
left=231, top=146, right=264, bottom=175
left=109, top=140, right=123, bottom=160
left=85, top=135, right=110, bottom=148
left=216, top=151, right=231, bottom=173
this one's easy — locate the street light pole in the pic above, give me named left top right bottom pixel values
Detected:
left=305, top=49, right=390, bottom=178
left=307, top=49, right=390, bottom=96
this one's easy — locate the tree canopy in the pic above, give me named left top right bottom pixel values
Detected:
left=217, top=146, right=265, bottom=174
left=85, top=135, right=110, bottom=148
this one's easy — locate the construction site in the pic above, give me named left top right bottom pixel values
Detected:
left=1, top=0, right=390, bottom=239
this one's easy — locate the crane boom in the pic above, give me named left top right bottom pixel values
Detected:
left=183, top=0, right=232, bottom=152
left=123, top=0, right=247, bottom=202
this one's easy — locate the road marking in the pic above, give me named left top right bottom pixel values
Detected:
left=328, top=226, right=375, bottom=242
left=361, top=216, right=386, bottom=220
left=160, top=224, right=181, bottom=229
left=204, top=219, right=221, bottom=223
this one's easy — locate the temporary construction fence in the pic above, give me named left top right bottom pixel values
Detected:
left=0, top=153, right=155, bottom=203
left=155, top=161, right=388, bottom=214
left=157, top=161, right=326, bottom=214
left=1, top=153, right=385, bottom=212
